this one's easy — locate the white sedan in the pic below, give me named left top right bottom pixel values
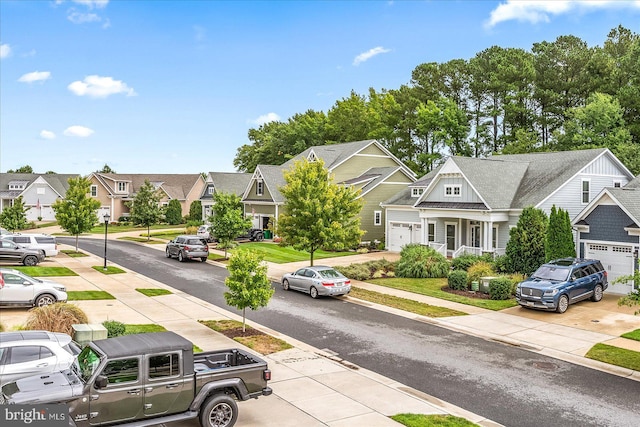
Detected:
left=0, top=330, right=79, bottom=386
left=281, top=266, right=351, bottom=299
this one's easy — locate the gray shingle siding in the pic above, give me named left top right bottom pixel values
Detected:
left=579, top=205, right=638, bottom=244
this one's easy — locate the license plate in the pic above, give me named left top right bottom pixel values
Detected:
left=526, top=301, right=534, bottom=306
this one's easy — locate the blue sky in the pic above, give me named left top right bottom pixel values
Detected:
left=1, top=0, right=639, bottom=175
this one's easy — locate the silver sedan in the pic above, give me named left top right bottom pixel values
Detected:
left=281, top=266, right=351, bottom=299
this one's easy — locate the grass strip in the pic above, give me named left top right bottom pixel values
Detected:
left=621, top=329, right=640, bottom=342
left=367, top=277, right=518, bottom=311
left=13, top=266, right=78, bottom=277
left=124, top=324, right=168, bottom=334
left=585, top=343, right=640, bottom=371
left=92, top=266, right=126, bottom=274
left=117, top=236, right=166, bottom=244
left=199, top=319, right=292, bottom=355
left=68, top=290, right=116, bottom=300
left=61, top=250, right=89, bottom=257
left=392, top=413, right=478, bottom=427
left=135, top=288, right=173, bottom=297
left=350, top=287, right=466, bottom=317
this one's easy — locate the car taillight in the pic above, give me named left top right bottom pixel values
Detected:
left=321, top=282, right=335, bottom=287
left=184, top=246, right=191, bottom=251
left=263, top=369, right=271, bottom=381
left=344, top=280, right=351, bottom=285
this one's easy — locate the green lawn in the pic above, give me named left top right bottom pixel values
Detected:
left=350, top=287, right=467, bottom=317
left=146, top=231, right=185, bottom=241
left=366, top=277, right=518, bottom=311
left=68, top=290, right=116, bottom=300
left=53, top=223, right=187, bottom=235
left=61, top=249, right=89, bottom=257
left=12, top=266, right=78, bottom=277
left=92, top=266, right=126, bottom=274
left=124, top=324, right=168, bottom=334
left=230, top=242, right=353, bottom=264
left=135, top=288, right=173, bottom=297
left=621, top=329, right=640, bottom=341
left=392, top=414, right=478, bottom=427
left=586, top=343, right=640, bottom=371
left=118, top=236, right=166, bottom=244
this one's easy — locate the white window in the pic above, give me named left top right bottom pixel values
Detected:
left=256, top=180, right=264, bottom=196
left=90, top=185, right=98, bottom=197
left=411, top=188, right=424, bottom=197
left=444, top=185, right=461, bottom=197
left=207, top=186, right=214, bottom=195
left=117, top=182, right=127, bottom=192
left=374, top=211, right=382, bottom=226
left=581, top=179, right=590, bottom=204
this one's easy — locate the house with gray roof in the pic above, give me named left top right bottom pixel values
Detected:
left=200, top=172, right=252, bottom=220
left=573, top=179, right=640, bottom=295
left=241, top=140, right=416, bottom=241
left=381, top=148, right=635, bottom=262
left=0, top=173, right=79, bottom=221
left=87, top=173, right=205, bottom=221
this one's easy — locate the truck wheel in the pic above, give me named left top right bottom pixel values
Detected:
left=199, top=394, right=238, bottom=427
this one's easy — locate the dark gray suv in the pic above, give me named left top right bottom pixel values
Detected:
left=0, top=239, right=44, bottom=266
left=516, top=258, right=608, bottom=313
left=165, top=235, right=209, bottom=262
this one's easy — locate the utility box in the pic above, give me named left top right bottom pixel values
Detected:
left=72, top=324, right=108, bottom=346
left=480, top=276, right=498, bottom=294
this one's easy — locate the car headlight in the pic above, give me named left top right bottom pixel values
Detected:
left=54, top=286, right=66, bottom=292
left=543, top=289, right=558, bottom=296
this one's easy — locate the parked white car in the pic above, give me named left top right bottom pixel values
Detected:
left=0, top=268, right=68, bottom=307
left=0, top=330, right=79, bottom=386
left=2, top=233, right=58, bottom=257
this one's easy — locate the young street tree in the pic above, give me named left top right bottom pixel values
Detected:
left=278, top=158, right=364, bottom=266
left=52, top=177, right=101, bottom=252
left=545, top=205, right=576, bottom=261
left=0, top=195, right=29, bottom=232
left=224, top=249, right=274, bottom=332
left=505, top=206, right=548, bottom=275
left=127, top=180, right=162, bottom=241
left=164, top=199, right=183, bottom=225
left=209, top=192, right=252, bottom=258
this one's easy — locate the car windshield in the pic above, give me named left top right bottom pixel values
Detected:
left=318, top=269, right=342, bottom=279
left=77, top=346, right=102, bottom=383
left=532, top=266, right=570, bottom=281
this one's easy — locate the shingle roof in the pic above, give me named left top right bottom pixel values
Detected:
left=342, top=166, right=407, bottom=198
left=287, top=140, right=377, bottom=170
left=97, top=174, right=202, bottom=200
left=625, top=175, right=640, bottom=189
left=244, top=165, right=287, bottom=203
left=608, top=187, right=640, bottom=227
left=0, top=173, right=78, bottom=198
left=208, top=172, right=252, bottom=196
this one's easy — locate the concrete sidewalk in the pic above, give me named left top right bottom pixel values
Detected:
left=0, top=246, right=499, bottom=427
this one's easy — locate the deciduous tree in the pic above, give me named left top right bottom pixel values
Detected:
left=127, top=180, right=162, bottom=241
left=224, top=249, right=274, bottom=332
left=52, top=177, right=101, bottom=251
left=7, top=165, right=33, bottom=173
left=209, top=192, right=252, bottom=258
left=0, top=195, right=29, bottom=232
left=278, top=159, right=364, bottom=266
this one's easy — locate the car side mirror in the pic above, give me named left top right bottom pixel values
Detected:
left=94, top=375, right=108, bottom=389
left=23, top=281, right=31, bottom=286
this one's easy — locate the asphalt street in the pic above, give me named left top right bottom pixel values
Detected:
left=62, top=237, right=640, bottom=427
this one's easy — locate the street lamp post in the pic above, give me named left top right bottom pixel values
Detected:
left=103, top=213, right=110, bottom=270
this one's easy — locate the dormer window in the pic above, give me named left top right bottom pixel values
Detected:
left=444, top=185, right=461, bottom=197
left=308, top=151, right=317, bottom=162
left=8, top=181, right=27, bottom=191
left=117, top=182, right=127, bottom=192
left=207, top=186, right=214, bottom=195
left=256, top=180, right=264, bottom=196
left=411, top=188, right=424, bottom=198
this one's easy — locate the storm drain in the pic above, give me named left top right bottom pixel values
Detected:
left=531, top=361, right=559, bottom=371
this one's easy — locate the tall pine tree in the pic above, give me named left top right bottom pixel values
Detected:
left=545, top=205, right=576, bottom=261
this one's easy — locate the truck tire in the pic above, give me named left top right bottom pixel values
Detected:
left=199, top=394, right=238, bottom=427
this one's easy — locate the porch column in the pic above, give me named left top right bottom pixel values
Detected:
left=486, top=221, right=493, bottom=252
left=421, top=217, right=428, bottom=245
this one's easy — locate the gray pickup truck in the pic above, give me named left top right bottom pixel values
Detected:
left=0, top=332, right=272, bottom=427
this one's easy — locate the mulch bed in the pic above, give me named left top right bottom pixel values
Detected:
left=442, top=286, right=492, bottom=300
left=218, top=326, right=266, bottom=339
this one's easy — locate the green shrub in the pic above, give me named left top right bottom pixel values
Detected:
left=186, top=219, right=202, bottom=228
left=186, top=225, right=198, bottom=234
left=335, top=264, right=371, bottom=281
left=489, top=277, right=514, bottom=300
left=102, top=320, right=126, bottom=337
left=451, top=253, right=486, bottom=271
left=492, top=255, right=510, bottom=273
left=396, top=244, right=450, bottom=279
left=0, top=322, right=4, bottom=332
left=118, top=215, right=131, bottom=223
left=165, top=199, right=183, bottom=225
left=448, top=270, right=468, bottom=291
left=467, top=261, right=495, bottom=286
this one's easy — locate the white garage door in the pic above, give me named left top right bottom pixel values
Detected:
left=585, top=243, right=634, bottom=295
left=389, top=223, right=411, bottom=252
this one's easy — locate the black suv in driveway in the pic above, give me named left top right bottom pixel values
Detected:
left=516, top=258, right=608, bottom=313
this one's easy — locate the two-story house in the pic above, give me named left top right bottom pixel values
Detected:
left=382, top=148, right=635, bottom=259
left=241, top=139, right=417, bottom=243
left=87, top=173, right=206, bottom=221
left=0, top=173, right=79, bottom=221
left=200, top=172, right=252, bottom=220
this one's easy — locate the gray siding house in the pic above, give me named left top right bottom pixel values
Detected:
left=382, top=149, right=634, bottom=258
left=0, top=173, right=78, bottom=221
left=200, top=172, right=252, bottom=221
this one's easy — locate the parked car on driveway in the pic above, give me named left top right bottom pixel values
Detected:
left=197, top=225, right=214, bottom=243
left=0, top=330, right=78, bottom=387
left=281, top=266, right=351, bottom=299
left=0, top=268, right=68, bottom=307
left=2, top=233, right=58, bottom=257
left=166, top=235, right=209, bottom=262
left=516, top=258, right=608, bottom=313
left=0, top=239, right=44, bottom=266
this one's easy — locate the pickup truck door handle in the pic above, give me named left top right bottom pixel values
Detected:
left=127, top=389, right=141, bottom=395
left=144, top=387, right=153, bottom=393
left=166, top=383, right=178, bottom=389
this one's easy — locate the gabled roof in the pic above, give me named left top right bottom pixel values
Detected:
left=625, top=175, right=640, bottom=189
left=0, top=173, right=78, bottom=199
left=340, top=166, right=413, bottom=199
left=573, top=186, right=640, bottom=228
left=93, top=173, right=203, bottom=200
left=242, top=165, right=287, bottom=203
left=204, top=172, right=252, bottom=198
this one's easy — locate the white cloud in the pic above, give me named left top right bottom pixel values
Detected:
left=486, top=0, right=640, bottom=28
left=353, top=46, right=391, bottom=66
left=250, top=113, right=281, bottom=126
left=68, top=75, right=137, bottom=98
left=0, top=43, right=11, bottom=59
left=64, top=125, right=94, bottom=137
left=73, top=0, right=109, bottom=9
left=18, top=71, right=51, bottom=83
left=40, top=130, right=56, bottom=140
left=67, top=10, right=101, bottom=24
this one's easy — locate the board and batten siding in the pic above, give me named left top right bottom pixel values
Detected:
left=424, top=177, right=482, bottom=203
left=579, top=205, right=639, bottom=244
left=360, top=183, right=411, bottom=242
left=386, top=208, right=421, bottom=223
left=582, top=154, right=630, bottom=178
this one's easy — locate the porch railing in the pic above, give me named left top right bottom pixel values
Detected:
left=428, top=242, right=447, bottom=256
left=452, top=246, right=482, bottom=258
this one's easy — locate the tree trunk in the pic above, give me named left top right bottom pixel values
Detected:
left=75, top=235, right=79, bottom=252
left=242, top=307, right=246, bottom=332
left=147, top=225, right=150, bottom=242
